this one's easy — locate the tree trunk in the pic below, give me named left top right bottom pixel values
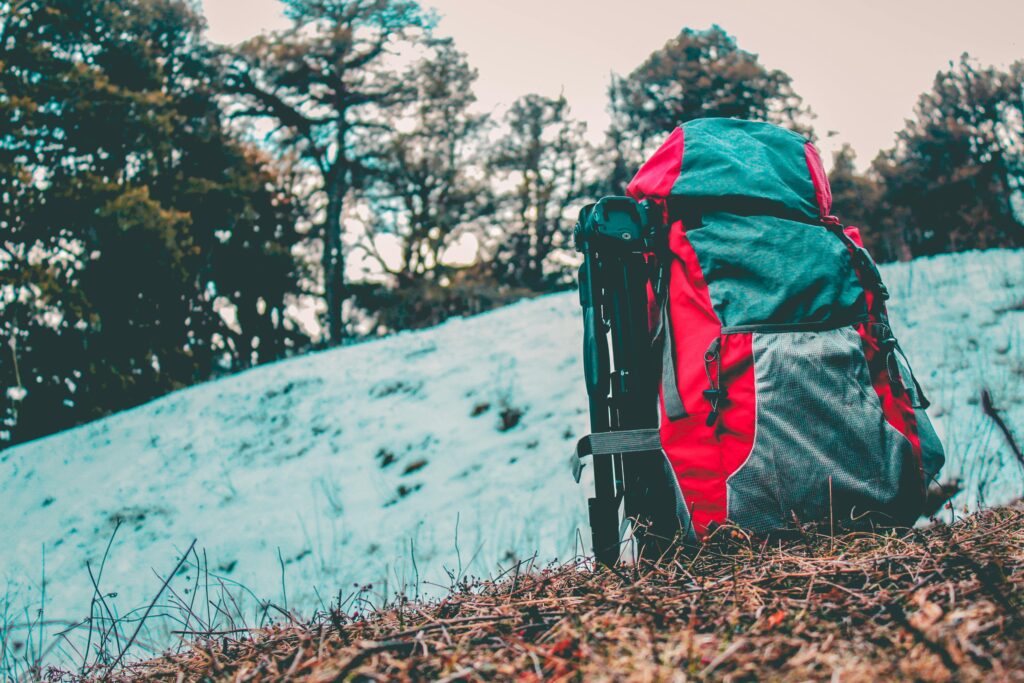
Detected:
left=323, top=180, right=347, bottom=345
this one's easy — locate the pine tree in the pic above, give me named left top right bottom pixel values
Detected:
left=347, top=38, right=502, bottom=332
left=874, top=54, right=1024, bottom=257
left=827, top=145, right=897, bottom=261
left=489, top=94, right=590, bottom=291
left=359, top=38, right=492, bottom=286
left=605, top=25, right=812, bottom=192
left=0, top=0, right=310, bottom=446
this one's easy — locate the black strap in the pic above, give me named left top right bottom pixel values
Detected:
left=824, top=219, right=890, bottom=312
left=895, top=344, right=931, bottom=409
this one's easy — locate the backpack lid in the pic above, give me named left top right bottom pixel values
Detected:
left=627, top=118, right=832, bottom=222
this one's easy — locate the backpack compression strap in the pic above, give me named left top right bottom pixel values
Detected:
left=650, top=262, right=687, bottom=421
left=571, top=428, right=663, bottom=483
left=821, top=216, right=889, bottom=313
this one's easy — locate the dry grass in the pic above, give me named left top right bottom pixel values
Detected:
left=73, top=502, right=1024, bottom=682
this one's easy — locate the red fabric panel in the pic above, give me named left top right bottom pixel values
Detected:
left=627, top=127, right=685, bottom=200
left=658, top=226, right=756, bottom=536
left=645, top=278, right=659, bottom=332
left=844, top=226, right=925, bottom=495
left=842, top=225, right=864, bottom=247
left=663, top=227, right=721, bottom=414
left=803, top=142, right=832, bottom=218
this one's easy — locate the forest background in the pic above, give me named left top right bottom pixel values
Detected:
left=2, top=0, right=1022, bottom=447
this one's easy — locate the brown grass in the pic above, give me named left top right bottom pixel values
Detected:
left=78, top=502, right=1024, bottom=682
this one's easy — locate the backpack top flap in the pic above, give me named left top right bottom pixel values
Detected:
left=626, top=118, right=830, bottom=222
left=624, top=118, right=859, bottom=330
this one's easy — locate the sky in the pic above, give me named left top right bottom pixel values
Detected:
left=199, top=0, right=1024, bottom=168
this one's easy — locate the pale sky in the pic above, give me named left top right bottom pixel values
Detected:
left=200, top=0, right=1023, bottom=168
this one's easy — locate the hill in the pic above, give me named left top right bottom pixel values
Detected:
left=93, top=502, right=1024, bottom=682
left=2, top=248, right=1024, bottom=669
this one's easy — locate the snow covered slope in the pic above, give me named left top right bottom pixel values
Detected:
left=2, top=249, right=1023, bottom=665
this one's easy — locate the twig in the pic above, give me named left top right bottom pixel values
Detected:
left=102, top=539, right=197, bottom=681
left=332, top=639, right=417, bottom=680
left=981, top=389, right=1024, bottom=472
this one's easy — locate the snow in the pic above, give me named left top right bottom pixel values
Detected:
left=1, top=248, right=1023, bottom=667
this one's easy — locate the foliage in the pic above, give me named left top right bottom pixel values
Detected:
left=605, top=25, right=812, bottom=192
left=224, top=0, right=431, bottom=344
left=489, top=94, right=590, bottom=290
left=872, top=55, right=1024, bottom=258
left=827, top=144, right=897, bottom=260
left=0, top=0, right=310, bottom=446
left=349, top=263, right=532, bottom=333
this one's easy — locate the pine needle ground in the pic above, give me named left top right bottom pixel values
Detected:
left=78, top=502, right=1024, bottom=682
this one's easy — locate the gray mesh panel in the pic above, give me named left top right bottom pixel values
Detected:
left=727, top=326, right=913, bottom=533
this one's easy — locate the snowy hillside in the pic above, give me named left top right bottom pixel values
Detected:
left=2, top=249, right=1023, bottom=666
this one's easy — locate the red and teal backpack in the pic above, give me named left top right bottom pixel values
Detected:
left=618, top=118, right=945, bottom=539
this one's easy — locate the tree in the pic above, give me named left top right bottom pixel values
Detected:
left=0, top=0, right=310, bottom=446
left=224, top=0, right=430, bottom=344
left=345, top=38, right=504, bottom=333
left=873, top=55, right=1024, bottom=257
left=358, top=38, right=491, bottom=287
left=605, top=25, right=812, bottom=191
left=489, top=94, right=590, bottom=290
left=827, top=144, right=898, bottom=261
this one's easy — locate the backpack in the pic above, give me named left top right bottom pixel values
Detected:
left=574, top=118, right=945, bottom=548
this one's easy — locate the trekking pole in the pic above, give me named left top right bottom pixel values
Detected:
left=576, top=202, right=619, bottom=566
left=573, top=197, right=678, bottom=566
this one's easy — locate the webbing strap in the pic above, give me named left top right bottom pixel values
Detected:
left=895, top=344, right=931, bottom=409
left=653, top=264, right=687, bottom=421
left=572, top=428, right=663, bottom=482
left=576, top=428, right=663, bottom=457
left=660, top=299, right=687, bottom=420
left=824, top=219, right=890, bottom=310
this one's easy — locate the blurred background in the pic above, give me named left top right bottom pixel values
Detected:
left=2, top=2, right=1024, bottom=673
left=2, top=0, right=1021, bottom=449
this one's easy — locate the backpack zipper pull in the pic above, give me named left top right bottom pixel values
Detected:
left=703, top=337, right=726, bottom=426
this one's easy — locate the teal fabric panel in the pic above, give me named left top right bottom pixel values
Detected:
left=671, top=118, right=818, bottom=220
left=686, top=213, right=866, bottom=327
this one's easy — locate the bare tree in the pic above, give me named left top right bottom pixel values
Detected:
left=358, top=38, right=492, bottom=286
left=224, top=0, right=429, bottom=343
left=490, top=94, right=590, bottom=290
